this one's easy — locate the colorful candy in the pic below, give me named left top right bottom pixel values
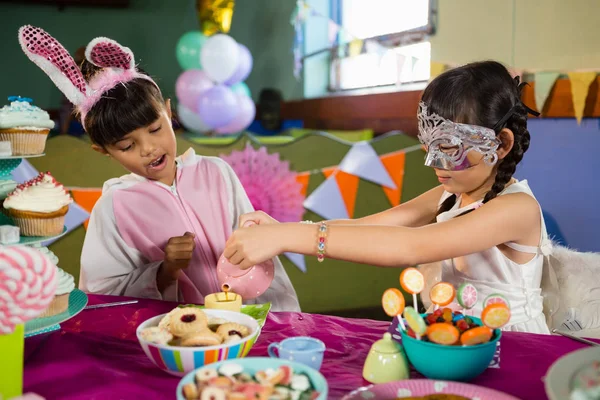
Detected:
left=400, top=267, right=424, bottom=310
left=429, top=282, right=456, bottom=308
left=403, top=306, right=426, bottom=339
left=481, top=303, right=511, bottom=329
left=483, top=293, right=510, bottom=308
left=460, top=326, right=493, bottom=346
left=426, top=323, right=460, bottom=345
left=457, top=283, right=478, bottom=310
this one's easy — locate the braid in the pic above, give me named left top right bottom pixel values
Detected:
left=482, top=102, right=530, bottom=204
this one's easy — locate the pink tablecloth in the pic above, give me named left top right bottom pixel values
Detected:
left=23, top=294, right=595, bottom=399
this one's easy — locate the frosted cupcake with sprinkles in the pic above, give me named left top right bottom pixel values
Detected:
left=3, top=172, right=72, bottom=236
left=0, top=96, right=54, bottom=155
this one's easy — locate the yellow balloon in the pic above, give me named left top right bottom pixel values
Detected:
left=197, top=0, right=235, bottom=36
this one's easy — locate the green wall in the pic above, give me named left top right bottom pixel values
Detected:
left=0, top=0, right=301, bottom=109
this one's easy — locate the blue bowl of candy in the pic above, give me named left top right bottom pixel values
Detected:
left=400, top=314, right=501, bottom=381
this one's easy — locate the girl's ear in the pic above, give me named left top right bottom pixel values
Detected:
left=497, top=128, right=515, bottom=160
left=165, top=98, right=172, bottom=119
left=91, top=144, right=108, bottom=155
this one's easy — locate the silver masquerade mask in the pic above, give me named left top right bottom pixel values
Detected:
left=417, top=102, right=502, bottom=171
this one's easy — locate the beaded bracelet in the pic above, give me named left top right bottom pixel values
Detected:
left=317, top=222, right=328, bottom=262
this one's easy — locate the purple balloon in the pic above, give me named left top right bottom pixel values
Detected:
left=197, top=85, right=239, bottom=129
left=216, top=94, right=256, bottom=135
left=224, top=44, right=253, bottom=86
left=176, top=70, right=214, bottom=111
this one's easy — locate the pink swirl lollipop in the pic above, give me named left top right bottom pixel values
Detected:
left=0, top=247, right=57, bottom=333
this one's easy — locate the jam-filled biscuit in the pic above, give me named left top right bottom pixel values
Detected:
left=181, top=329, right=222, bottom=347
left=181, top=383, right=198, bottom=400
left=169, top=308, right=208, bottom=337
left=158, top=307, right=180, bottom=330
left=216, top=322, right=250, bottom=342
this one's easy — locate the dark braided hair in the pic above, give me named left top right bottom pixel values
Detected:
left=422, top=61, right=533, bottom=219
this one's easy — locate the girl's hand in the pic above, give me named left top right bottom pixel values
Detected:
left=224, top=225, right=283, bottom=270
left=239, top=211, right=279, bottom=227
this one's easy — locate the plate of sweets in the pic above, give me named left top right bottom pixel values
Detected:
left=545, top=346, right=600, bottom=400
left=381, top=270, right=509, bottom=382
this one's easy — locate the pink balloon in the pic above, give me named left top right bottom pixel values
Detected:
left=216, top=94, right=256, bottom=135
left=175, top=70, right=214, bottom=110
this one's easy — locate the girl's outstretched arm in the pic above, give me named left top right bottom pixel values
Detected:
left=224, top=192, right=540, bottom=270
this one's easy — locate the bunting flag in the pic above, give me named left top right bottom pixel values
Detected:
left=283, top=252, right=307, bottom=273
left=322, top=169, right=359, bottom=218
left=430, top=61, right=447, bottom=80
left=327, top=20, right=339, bottom=45
left=338, top=142, right=396, bottom=188
left=567, top=72, right=597, bottom=124
left=70, top=188, right=102, bottom=229
left=11, top=159, right=38, bottom=183
left=534, top=72, right=560, bottom=113
left=295, top=172, right=310, bottom=197
left=396, top=54, right=407, bottom=85
left=303, top=174, right=349, bottom=220
left=348, top=39, right=364, bottom=57
left=380, top=152, right=406, bottom=207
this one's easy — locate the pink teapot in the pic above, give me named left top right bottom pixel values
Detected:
left=216, top=221, right=274, bottom=300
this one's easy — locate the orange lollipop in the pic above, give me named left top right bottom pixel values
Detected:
left=382, top=288, right=406, bottom=330
left=460, top=326, right=493, bottom=346
left=429, top=282, right=455, bottom=309
left=481, top=303, right=511, bottom=329
left=426, top=323, right=460, bottom=345
left=400, top=267, right=424, bottom=310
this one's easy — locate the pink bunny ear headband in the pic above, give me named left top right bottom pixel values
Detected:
left=18, top=25, right=159, bottom=130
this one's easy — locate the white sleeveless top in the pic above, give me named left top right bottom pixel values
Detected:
left=437, top=180, right=552, bottom=334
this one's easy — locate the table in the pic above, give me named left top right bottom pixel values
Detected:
left=23, top=294, right=597, bottom=399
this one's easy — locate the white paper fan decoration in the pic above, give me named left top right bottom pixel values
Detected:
left=220, top=143, right=305, bottom=222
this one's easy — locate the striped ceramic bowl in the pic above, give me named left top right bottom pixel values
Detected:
left=136, top=309, right=260, bottom=376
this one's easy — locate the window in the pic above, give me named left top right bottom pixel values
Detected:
left=331, top=0, right=435, bottom=91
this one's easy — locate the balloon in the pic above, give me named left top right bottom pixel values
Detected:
left=177, top=103, right=212, bottom=134
left=200, top=34, right=239, bottom=83
left=176, top=31, right=208, bottom=70
left=230, top=82, right=251, bottom=98
left=175, top=70, right=214, bottom=110
left=197, top=85, right=238, bottom=129
left=197, top=0, right=235, bottom=36
left=224, top=44, right=253, bottom=85
left=216, top=94, right=256, bottom=134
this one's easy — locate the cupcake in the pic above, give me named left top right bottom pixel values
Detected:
left=0, top=96, right=54, bottom=155
left=35, top=246, right=74, bottom=317
left=3, top=172, right=72, bottom=236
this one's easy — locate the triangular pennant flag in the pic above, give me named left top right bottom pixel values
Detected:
left=295, top=172, right=310, bottom=197
left=430, top=61, right=447, bottom=80
left=284, top=252, right=307, bottom=273
left=43, top=202, right=90, bottom=246
left=303, top=176, right=349, bottom=220
left=338, top=142, right=396, bottom=188
left=381, top=152, right=406, bottom=207
left=396, top=54, right=406, bottom=85
left=71, top=188, right=102, bottom=229
left=322, top=167, right=336, bottom=179
left=534, top=72, right=560, bottom=114
left=11, top=159, right=39, bottom=183
left=328, top=20, right=339, bottom=45
left=348, top=39, right=364, bottom=57
left=333, top=171, right=359, bottom=218
left=567, top=72, right=597, bottom=124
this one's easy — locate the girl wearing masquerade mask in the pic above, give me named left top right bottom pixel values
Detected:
left=224, top=61, right=555, bottom=334
left=19, top=26, right=299, bottom=311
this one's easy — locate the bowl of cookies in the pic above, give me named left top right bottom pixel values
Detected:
left=136, top=306, right=260, bottom=376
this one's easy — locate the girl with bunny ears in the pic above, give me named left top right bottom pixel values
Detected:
left=19, top=26, right=300, bottom=311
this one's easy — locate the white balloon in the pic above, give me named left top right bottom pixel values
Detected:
left=200, top=34, right=240, bottom=83
left=177, top=103, right=211, bottom=133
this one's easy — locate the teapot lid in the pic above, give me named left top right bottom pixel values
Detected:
left=371, top=332, right=402, bottom=354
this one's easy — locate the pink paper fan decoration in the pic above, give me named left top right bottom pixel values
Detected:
left=220, top=144, right=305, bottom=222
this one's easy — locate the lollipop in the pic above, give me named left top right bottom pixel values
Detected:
left=382, top=288, right=406, bottom=330
left=460, top=326, right=493, bottom=346
left=429, top=282, right=455, bottom=310
left=426, top=323, right=460, bottom=345
left=403, top=306, right=426, bottom=340
left=0, top=246, right=57, bottom=333
left=400, top=267, right=424, bottom=310
left=481, top=303, right=511, bottom=329
left=483, top=293, right=510, bottom=308
left=457, top=283, right=478, bottom=315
